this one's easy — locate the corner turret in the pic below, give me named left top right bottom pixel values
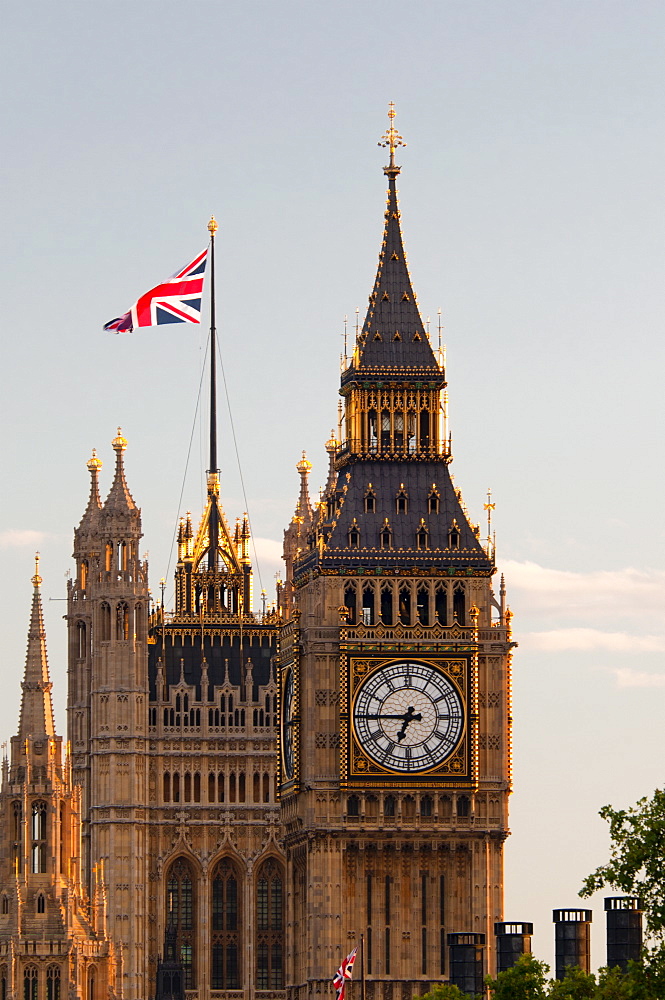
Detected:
left=14, top=555, right=56, bottom=760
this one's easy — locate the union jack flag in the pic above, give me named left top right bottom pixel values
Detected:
left=333, top=947, right=357, bottom=1000
left=103, top=248, right=208, bottom=333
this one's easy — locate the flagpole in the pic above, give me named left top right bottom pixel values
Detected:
left=360, top=934, right=365, bottom=1000
left=207, top=216, right=219, bottom=571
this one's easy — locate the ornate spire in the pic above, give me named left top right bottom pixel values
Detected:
left=17, top=554, right=55, bottom=743
left=103, top=427, right=138, bottom=514
left=78, top=448, right=103, bottom=530
left=323, top=431, right=339, bottom=496
left=349, top=105, right=441, bottom=377
left=294, top=452, right=314, bottom=527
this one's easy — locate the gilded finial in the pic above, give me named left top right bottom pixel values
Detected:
left=296, top=451, right=312, bottom=475
left=32, top=552, right=42, bottom=588
left=87, top=448, right=102, bottom=474
left=208, top=216, right=218, bottom=237
left=112, top=427, right=127, bottom=452
left=378, top=102, right=406, bottom=175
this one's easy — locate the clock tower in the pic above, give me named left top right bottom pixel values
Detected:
left=279, top=110, right=514, bottom=997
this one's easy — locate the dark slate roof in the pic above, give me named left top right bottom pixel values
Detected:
left=294, top=460, right=493, bottom=579
left=345, top=172, right=441, bottom=381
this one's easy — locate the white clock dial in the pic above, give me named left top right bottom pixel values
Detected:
left=353, top=661, right=464, bottom=773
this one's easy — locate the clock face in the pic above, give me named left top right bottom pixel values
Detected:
left=282, top=668, right=295, bottom=780
left=353, top=661, right=464, bottom=773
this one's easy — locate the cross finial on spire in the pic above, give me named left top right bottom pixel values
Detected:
left=378, top=102, right=406, bottom=177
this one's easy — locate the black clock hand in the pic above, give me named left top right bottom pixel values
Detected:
left=396, top=705, right=422, bottom=741
left=363, top=713, right=414, bottom=720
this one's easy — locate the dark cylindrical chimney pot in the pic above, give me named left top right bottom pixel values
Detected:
left=447, top=932, right=485, bottom=996
left=494, top=922, right=533, bottom=973
left=553, top=909, right=592, bottom=979
left=605, top=896, right=643, bottom=972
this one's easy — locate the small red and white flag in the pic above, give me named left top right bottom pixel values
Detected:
left=333, top=947, right=358, bottom=1000
left=103, top=248, right=208, bottom=333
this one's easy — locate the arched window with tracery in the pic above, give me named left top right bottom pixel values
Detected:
left=166, top=857, right=196, bottom=989
left=23, top=966, right=38, bottom=1000
left=31, top=801, right=47, bottom=873
left=116, top=602, right=129, bottom=640
left=12, top=801, right=22, bottom=873
left=211, top=858, right=241, bottom=989
left=46, top=965, right=60, bottom=1000
left=256, top=858, right=284, bottom=989
left=99, top=603, right=111, bottom=642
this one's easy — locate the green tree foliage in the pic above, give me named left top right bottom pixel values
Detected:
left=416, top=985, right=478, bottom=1000
left=485, top=952, right=550, bottom=999
left=548, top=966, right=596, bottom=999
left=581, top=789, right=665, bottom=939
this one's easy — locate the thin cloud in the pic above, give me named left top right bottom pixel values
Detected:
left=520, top=628, right=665, bottom=653
left=614, top=668, right=665, bottom=688
left=0, top=529, right=47, bottom=548
left=502, top=560, right=665, bottom=619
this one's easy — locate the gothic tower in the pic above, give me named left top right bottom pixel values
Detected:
left=67, top=430, right=151, bottom=999
left=0, top=559, right=117, bottom=1000
left=145, top=462, right=284, bottom=999
left=279, top=115, right=514, bottom=996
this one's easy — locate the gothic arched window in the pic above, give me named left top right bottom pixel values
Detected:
left=46, top=965, right=60, bottom=1000
left=12, top=801, right=22, bottom=874
left=31, top=801, right=47, bottom=874
left=256, top=858, right=284, bottom=989
left=211, top=858, right=241, bottom=990
left=380, top=587, right=393, bottom=626
left=116, top=602, right=129, bottom=641
left=344, top=585, right=357, bottom=625
left=100, top=603, right=111, bottom=642
left=37, top=893, right=45, bottom=914
left=23, top=966, right=38, bottom=1000
left=166, top=857, right=196, bottom=989
left=77, top=621, right=87, bottom=659
left=453, top=584, right=466, bottom=625
left=0, top=964, right=7, bottom=1000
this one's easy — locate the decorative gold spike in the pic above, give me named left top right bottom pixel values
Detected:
left=32, top=552, right=42, bottom=588
left=208, top=216, right=218, bottom=237
left=378, top=102, right=406, bottom=172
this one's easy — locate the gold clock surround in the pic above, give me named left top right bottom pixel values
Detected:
left=342, top=653, right=478, bottom=788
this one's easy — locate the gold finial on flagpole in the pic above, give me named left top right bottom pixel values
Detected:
left=208, top=216, right=218, bottom=237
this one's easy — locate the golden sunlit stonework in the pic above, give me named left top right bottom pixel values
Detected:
left=0, top=110, right=513, bottom=1000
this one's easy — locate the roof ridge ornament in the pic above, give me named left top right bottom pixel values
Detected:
left=378, top=102, right=406, bottom=178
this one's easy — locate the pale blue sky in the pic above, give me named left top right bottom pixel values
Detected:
left=1, top=0, right=664, bottom=971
